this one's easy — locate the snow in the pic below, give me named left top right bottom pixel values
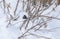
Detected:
left=0, top=0, right=60, bottom=39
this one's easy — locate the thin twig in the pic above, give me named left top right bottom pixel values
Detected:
left=3, top=0, right=5, bottom=14
left=29, top=32, right=51, bottom=39
left=14, top=0, right=20, bottom=15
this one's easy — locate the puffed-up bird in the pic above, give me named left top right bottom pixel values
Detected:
left=23, top=15, right=28, bottom=19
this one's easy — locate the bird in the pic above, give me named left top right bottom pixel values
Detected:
left=23, top=15, right=28, bottom=19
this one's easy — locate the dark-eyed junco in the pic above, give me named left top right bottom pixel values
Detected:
left=23, top=15, right=28, bottom=19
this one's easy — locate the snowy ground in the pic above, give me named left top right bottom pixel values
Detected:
left=0, top=0, right=60, bottom=39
